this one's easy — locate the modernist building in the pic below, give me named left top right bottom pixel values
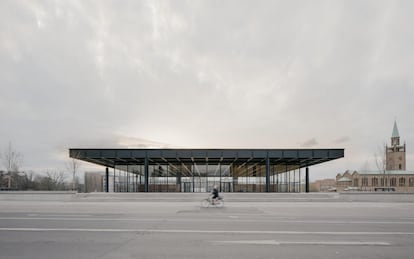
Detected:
left=336, top=121, right=413, bottom=192
left=84, top=172, right=104, bottom=192
left=70, top=148, right=344, bottom=193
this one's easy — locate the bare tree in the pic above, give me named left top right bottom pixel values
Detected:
left=45, top=170, right=67, bottom=190
left=374, top=144, right=388, bottom=188
left=66, top=152, right=81, bottom=191
left=1, top=142, right=23, bottom=189
left=21, top=171, right=35, bottom=190
left=374, top=144, right=386, bottom=173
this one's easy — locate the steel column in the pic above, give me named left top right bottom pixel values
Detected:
left=126, top=165, right=129, bottom=192
left=144, top=156, right=149, bottom=192
left=219, top=163, right=222, bottom=192
left=105, top=167, right=109, bottom=192
left=113, top=166, right=116, bottom=192
left=306, top=167, right=309, bottom=193
left=265, top=157, right=270, bottom=192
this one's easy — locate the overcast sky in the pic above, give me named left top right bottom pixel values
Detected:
left=1, top=0, right=413, bottom=180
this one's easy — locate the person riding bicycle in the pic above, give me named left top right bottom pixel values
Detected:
left=211, top=185, right=219, bottom=204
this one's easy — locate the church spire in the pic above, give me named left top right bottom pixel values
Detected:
left=392, top=120, right=400, bottom=138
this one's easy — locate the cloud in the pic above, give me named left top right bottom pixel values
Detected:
left=300, top=138, right=318, bottom=148
left=333, top=136, right=351, bottom=144
left=116, top=136, right=172, bottom=148
left=0, top=1, right=413, bottom=179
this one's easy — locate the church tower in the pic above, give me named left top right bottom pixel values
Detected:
left=386, top=121, right=406, bottom=170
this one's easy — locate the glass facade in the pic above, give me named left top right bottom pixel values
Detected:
left=110, top=163, right=304, bottom=193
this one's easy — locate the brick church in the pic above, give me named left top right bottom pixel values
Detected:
left=336, top=121, right=413, bottom=192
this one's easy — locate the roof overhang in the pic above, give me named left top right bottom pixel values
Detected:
left=69, top=148, right=344, bottom=169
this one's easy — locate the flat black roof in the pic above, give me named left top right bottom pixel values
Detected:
left=69, top=148, right=344, bottom=168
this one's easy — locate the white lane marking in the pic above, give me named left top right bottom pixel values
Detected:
left=214, top=240, right=391, bottom=246
left=0, top=228, right=138, bottom=232
left=1, top=217, right=414, bottom=225
left=0, top=217, right=153, bottom=221
left=0, top=228, right=413, bottom=236
left=217, top=240, right=281, bottom=245
left=286, top=241, right=391, bottom=246
left=42, top=214, right=92, bottom=217
left=25, top=215, right=92, bottom=218
left=267, top=220, right=414, bottom=225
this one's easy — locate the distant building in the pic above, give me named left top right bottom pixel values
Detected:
left=84, top=172, right=104, bottom=192
left=311, top=179, right=336, bottom=192
left=336, top=170, right=414, bottom=192
left=336, top=121, right=413, bottom=192
left=335, top=173, right=353, bottom=192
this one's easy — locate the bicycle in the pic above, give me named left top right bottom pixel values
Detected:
left=201, top=196, right=224, bottom=207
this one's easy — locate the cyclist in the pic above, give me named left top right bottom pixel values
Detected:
left=211, top=185, right=219, bottom=204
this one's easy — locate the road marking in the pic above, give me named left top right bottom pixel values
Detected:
left=1, top=217, right=413, bottom=225
left=0, top=217, right=156, bottom=221
left=214, top=240, right=391, bottom=246
left=43, top=214, right=92, bottom=217
left=216, top=240, right=281, bottom=245
left=265, top=220, right=414, bottom=225
left=0, top=228, right=413, bottom=236
left=25, top=214, right=92, bottom=217
left=0, top=228, right=139, bottom=232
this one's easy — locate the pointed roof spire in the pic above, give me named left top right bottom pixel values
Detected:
left=392, top=120, right=400, bottom=138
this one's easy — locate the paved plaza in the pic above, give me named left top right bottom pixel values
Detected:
left=1, top=192, right=414, bottom=259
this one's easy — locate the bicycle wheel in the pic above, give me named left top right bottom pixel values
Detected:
left=216, top=199, right=224, bottom=207
left=201, top=199, right=210, bottom=207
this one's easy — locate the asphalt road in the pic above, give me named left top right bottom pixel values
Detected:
left=1, top=196, right=414, bottom=259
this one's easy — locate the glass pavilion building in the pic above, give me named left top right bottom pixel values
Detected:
left=69, top=148, right=344, bottom=193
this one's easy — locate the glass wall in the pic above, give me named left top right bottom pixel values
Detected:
left=111, top=163, right=304, bottom=193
